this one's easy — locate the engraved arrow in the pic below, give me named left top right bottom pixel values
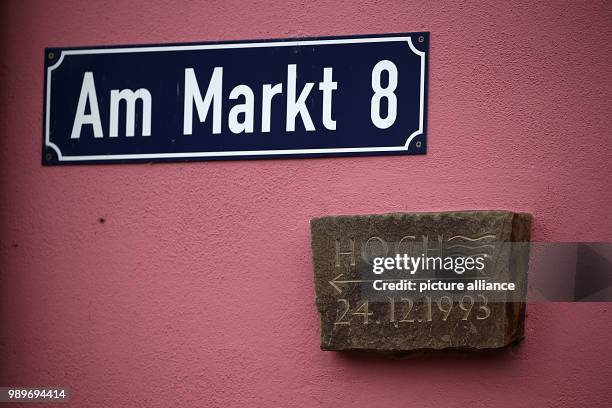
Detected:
left=328, top=273, right=403, bottom=294
left=328, top=273, right=374, bottom=294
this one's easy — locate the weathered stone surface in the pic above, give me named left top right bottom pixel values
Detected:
left=310, top=211, right=532, bottom=354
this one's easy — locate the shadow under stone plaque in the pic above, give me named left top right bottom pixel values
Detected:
left=310, top=211, right=532, bottom=354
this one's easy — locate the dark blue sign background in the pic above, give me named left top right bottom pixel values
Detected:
left=43, top=33, right=428, bottom=164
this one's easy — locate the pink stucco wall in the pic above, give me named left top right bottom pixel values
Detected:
left=1, top=1, right=611, bottom=406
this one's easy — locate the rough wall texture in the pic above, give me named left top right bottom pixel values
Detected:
left=0, top=1, right=611, bottom=407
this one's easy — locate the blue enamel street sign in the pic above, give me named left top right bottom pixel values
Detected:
left=43, top=33, right=428, bottom=164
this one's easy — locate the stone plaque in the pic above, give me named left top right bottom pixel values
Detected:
left=310, top=211, right=532, bottom=354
